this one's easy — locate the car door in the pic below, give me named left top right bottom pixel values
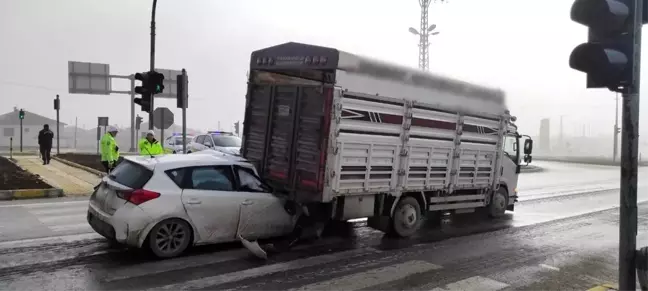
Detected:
left=180, top=166, right=244, bottom=243
left=234, top=165, right=295, bottom=240
left=203, top=136, right=214, bottom=150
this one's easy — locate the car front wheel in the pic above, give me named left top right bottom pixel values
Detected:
left=147, top=218, right=192, bottom=258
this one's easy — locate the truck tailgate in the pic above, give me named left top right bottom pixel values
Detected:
left=243, top=83, right=333, bottom=201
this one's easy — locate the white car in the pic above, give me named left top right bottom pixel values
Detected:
left=87, top=154, right=295, bottom=258
left=186, top=131, right=241, bottom=155
left=163, top=134, right=194, bottom=154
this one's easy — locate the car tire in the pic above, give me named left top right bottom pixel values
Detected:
left=488, top=187, right=508, bottom=218
left=147, top=218, right=192, bottom=259
left=389, top=196, right=422, bottom=238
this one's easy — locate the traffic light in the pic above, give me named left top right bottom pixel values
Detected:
left=134, top=72, right=152, bottom=113
left=177, top=72, right=188, bottom=108
left=568, top=0, right=638, bottom=92
left=234, top=121, right=240, bottom=136
left=136, top=115, right=143, bottom=130
left=133, top=71, right=165, bottom=113
left=18, top=109, right=24, bottom=120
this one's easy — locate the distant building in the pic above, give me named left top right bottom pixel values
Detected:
left=539, top=118, right=551, bottom=152
left=0, top=107, right=66, bottom=148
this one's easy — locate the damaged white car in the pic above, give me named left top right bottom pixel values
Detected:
left=87, top=154, right=296, bottom=258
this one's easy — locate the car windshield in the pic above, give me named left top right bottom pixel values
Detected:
left=174, top=136, right=193, bottom=145
left=211, top=135, right=241, bottom=147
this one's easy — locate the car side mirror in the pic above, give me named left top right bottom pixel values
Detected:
left=524, top=154, right=532, bottom=164
left=524, top=139, right=533, bottom=155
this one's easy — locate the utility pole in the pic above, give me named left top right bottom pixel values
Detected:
left=148, top=0, right=158, bottom=130
left=614, top=92, right=620, bottom=162
left=560, top=115, right=565, bottom=148
left=74, top=117, right=77, bottom=149
left=408, top=0, right=444, bottom=71
left=54, top=95, right=60, bottom=155
left=18, top=109, right=24, bottom=152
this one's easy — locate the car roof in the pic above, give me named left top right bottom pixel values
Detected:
left=124, top=152, right=249, bottom=172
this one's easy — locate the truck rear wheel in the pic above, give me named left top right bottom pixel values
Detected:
left=389, top=196, right=422, bottom=237
left=488, top=187, right=508, bottom=218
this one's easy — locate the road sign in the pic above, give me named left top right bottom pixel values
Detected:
left=98, top=117, right=109, bottom=126
left=68, top=61, right=111, bottom=95
left=153, top=107, right=174, bottom=129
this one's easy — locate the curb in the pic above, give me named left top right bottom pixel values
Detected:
left=0, top=188, right=64, bottom=200
left=52, top=156, right=105, bottom=178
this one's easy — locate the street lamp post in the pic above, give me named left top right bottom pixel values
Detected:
left=408, top=0, right=445, bottom=71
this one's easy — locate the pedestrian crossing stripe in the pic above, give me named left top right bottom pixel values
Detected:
left=287, top=260, right=441, bottom=291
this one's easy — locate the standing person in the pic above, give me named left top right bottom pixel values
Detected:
left=138, top=130, right=164, bottom=156
left=100, top=126, right=120, bottom=173
left=37, top=124, right=54, bottom=165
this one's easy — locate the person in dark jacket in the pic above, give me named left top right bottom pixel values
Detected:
left=38, top=124, right=54, bottom=165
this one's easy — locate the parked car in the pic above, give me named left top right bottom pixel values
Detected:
left=87, top=154, right=295, bottom=258
left=163, top=134, right=195, bottom=154
left=186, top=131, right=241, bottom=155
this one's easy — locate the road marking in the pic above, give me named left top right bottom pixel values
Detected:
left=149, top=248, right=382, bottom=291
left=430, top=276, right=509, bottom=291
left=50, top=223, right=91, bottom=232
left=30, top=206, right=87, bottom=215
left=539, top=264, right=560, bottom=271
left=0, top=232, right=102, bottom=249
left=288, top=260, right=441, bottom=291
left=516, top=198, right=648, bottom=227
left=0, top=200, right=88, bottom=208
left=0, top=249, right=117, bottom=269
left=38, top=214, right=86, bottom=224
left=103, top=248, right=253, bottom=282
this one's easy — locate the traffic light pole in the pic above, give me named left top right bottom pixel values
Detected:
left=55, top=95, right=60, bottom=155
left=19, top=117, right=23, bottom=153
left=614, top=93, right=620, bottom=162
left=130, top=77, right=136, bottom=152
left=148, top=0, right=157, bottom=131
left=619, top=1, right=643, bottom=289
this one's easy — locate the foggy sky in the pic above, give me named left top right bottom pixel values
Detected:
left=0, top=0, right=640, bottom=138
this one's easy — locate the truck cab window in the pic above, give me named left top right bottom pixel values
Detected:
left=503, top=135, right=519, bottom=164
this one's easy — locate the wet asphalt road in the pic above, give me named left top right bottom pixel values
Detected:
left=0, top=161, right=645, bottom=290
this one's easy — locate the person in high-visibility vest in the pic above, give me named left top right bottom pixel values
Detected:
left=100, top=126, right=120, bottom=173
left=138, top=130, right=164, bottom=156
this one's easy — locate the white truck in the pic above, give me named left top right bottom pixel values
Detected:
left=241, top=42, right=533, bottom=237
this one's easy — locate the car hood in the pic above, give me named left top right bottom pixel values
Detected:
left=213, top=146, right=241, bottom=155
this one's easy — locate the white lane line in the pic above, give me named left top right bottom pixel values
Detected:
left=38, top=214, right=86, bottom=224
left=103, top=248, right=252, bottom=282
left=288, top=260, right=441, bottom=291
left=516, top=198, right=648, bottom=227
left=30, top=206, right=88, bottom=215
left=0, top=200, right=88, bottom=208
left=50, top=223, right=92, bottom=232
left=0, top=232, right=102, bottom=249
left=149, top=248, right=382, bottom=291
left=539, top=264, right=560, bottom=271
left=431, top=276, right=509, bottom=291
left=0, top=249, right=118, bottom=269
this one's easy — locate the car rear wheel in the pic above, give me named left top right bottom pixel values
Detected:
left=147, top=218, right=192, bottom=258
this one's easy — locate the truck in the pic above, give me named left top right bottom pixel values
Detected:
left=241, top=42, right=533, bottom=238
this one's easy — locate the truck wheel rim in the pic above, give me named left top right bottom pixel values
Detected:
left=399, top=204, right=418, bottom=228
left=493, top=193, right=505, bottom=212
left=155, top=222, right=186, bottom=253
